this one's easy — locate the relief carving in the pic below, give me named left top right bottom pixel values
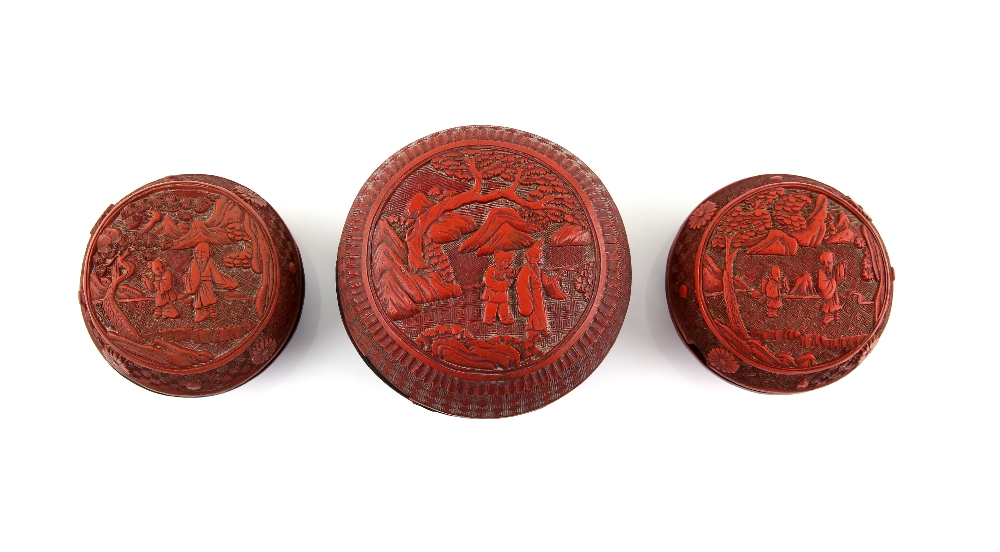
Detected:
left=370, top=146, right=596, bottom=374
left=696, top=176, right=889, bottom=373
left=85, top=188, right=280, bottom=374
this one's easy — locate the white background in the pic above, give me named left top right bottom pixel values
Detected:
left=2, top=2, right=997, bottom=550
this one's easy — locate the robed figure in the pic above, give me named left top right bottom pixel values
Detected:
left=760, top=266, right=784, bottom=318
left=516, top=242, right=567, bottom=335
left=184, top=242, right=238, bottom=323
left=143, top=260, right=179, bottom=319
left=817, top=251, right=845, bottom=324
left=482, top=250, right=515, bottom=325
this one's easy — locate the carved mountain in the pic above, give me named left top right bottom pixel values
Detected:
left=468, top=226, right=536, bottom=255
left=459, top=208, right=540, bottom=256
left=825, top=212, right=858, bottom=245
left=789, top=194, right=828, bottom=246
left=373, top=220, right=407, bottom=262
left=427, top=212, right=476, bottom=244
left=171, top=220, right=230, bottom=249
left=703, top=255, right=750, bottom=293
left=550, top=224, right=592, bottom=247
left=407, top=193, right=434, bottom=216
left=791, top=274, right=815, bottom=295
left=205, top=197, right=244, bottom=229
left=746, top=229, right=798, bottom=255
left=372, top=220, right=463, bottom=320
left=152, top=215, right=188, bottom=239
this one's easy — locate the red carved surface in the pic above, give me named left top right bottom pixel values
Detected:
left=338, top=126, right=631, bottom=417
left=79, top=175, right=304, bottom=396
left=667, top=175, right=894, bottom=393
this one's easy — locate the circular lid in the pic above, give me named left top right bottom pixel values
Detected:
left=79, top=175, right=304, bottom=396
left=667, top=174, right=894, bottom=393
left=338, top=126, right=631, bottom=417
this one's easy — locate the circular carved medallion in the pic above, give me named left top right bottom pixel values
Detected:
left=667, top=175, right=894, bottom=393
left=338, top=126, right=631, bottom=417
left=79, top=175, right=304, bottom=396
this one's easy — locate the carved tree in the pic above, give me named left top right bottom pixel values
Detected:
left=709, top=195, right=777, bottom=339
left=396, top=148, right=582, bottom=272
left=101, top=251, right=141, bottom=340
left=772, top=192, right=810, bottom=230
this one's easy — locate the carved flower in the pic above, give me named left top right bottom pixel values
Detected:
left=233, top=185, right=268, bottom=208
left=250, top=336, right=277, bottom=365
left=706, top=347, right=740, bottom=373
left=688, top=201, right=718, bottom=230
left=861, top=257, right=875, bottom=281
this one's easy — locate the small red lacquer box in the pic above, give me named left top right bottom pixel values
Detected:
left=80, top=175, right=304, bottom=396
left=667, top=174, right=893, bottom=393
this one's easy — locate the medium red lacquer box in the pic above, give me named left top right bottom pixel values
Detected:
left=338, top=126, right=632, bottom=417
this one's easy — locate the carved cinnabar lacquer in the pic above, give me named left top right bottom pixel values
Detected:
left=338, top=126, right=631, bottom=417
left=79, top=175, right=304, bottom=396
left=667, top=175, right=894, bottom=393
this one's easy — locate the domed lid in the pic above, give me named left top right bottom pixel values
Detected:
left=667, top=174, right=894, bottom=393
left=338, top=126, right=631, bottom=417
left=79, top=175, right=304, bottom=396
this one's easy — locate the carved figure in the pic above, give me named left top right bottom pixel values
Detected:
left=482, top=250, right=515, bottom=325
left=817, top=251, right=845, bottom=324
left=142, top=260, right=179, bottom=319
left=761, top=266, right=784, bottom=318
left=184, top=241, right=238, bottom=323
left=516, top=242, right=566, bottom=337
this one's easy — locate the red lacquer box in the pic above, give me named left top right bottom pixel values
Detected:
left=667, top=174, right=893, bottom=393
left=338, top=126, right=631, bottom=417
left=79, top=175, right=304, bottom=396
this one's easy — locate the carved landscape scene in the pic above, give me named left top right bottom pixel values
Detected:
left=695, top=178, right=888, bottom=372
left=88, top=187, right=278, bottom=372
left=370, top=147, right=598, bottom=374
